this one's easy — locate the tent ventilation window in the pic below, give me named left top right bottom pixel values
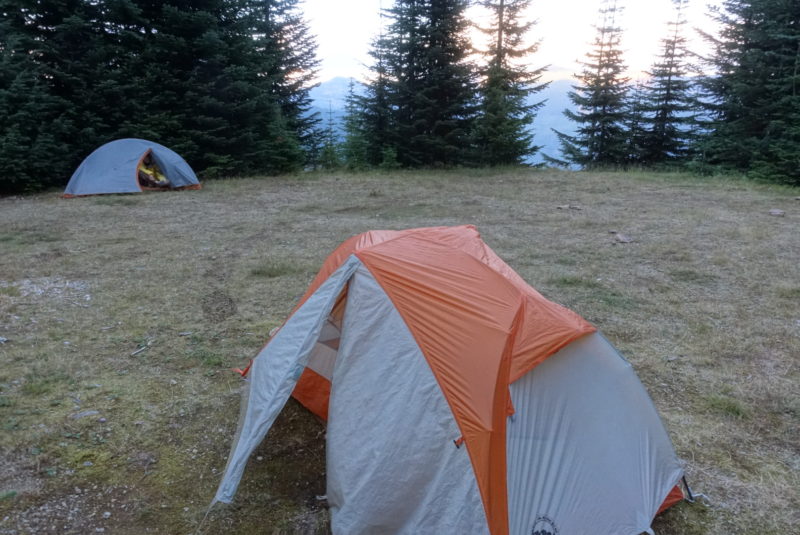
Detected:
left=305, top=287, right=347, bottom=381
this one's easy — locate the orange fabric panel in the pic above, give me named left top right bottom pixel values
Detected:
left=357, top=237, right=524, bottom=535
left=292, top=367, right=331, bottom=421
left=471, top=236, right=596, bottom=380
left=509, top=294, right=596, bottom=381
left=657, top=484, right=684, bottom=515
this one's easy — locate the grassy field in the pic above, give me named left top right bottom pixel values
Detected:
left=0, top=168, right=797, bottom=534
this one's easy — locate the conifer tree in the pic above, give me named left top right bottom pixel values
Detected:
left=549, top=0, right=629, bottom=168
left=474, top=0, right=548, bottom=166
left=638, top=0, right=695, bottom=165
left=622, top=81, right=648, bottom=165
left=340, top=80, right=370, bottom=170
left=697, top=0, right=800, bottom=184
left=359, top=23, right=396, bottom=167
left=366, top=0, right=478, bottom=167
left=249, top=0, right=321, bottom=165
left=319, top=105, right=342, bottom=170
left=0, top=0, right=108, bottom=192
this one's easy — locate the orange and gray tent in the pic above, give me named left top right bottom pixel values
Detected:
left=63, top=138, right=200, bottom=197
left=214, top=225, right=686, bottom=534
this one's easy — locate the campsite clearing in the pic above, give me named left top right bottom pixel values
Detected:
left=0, top=169, right=797, bottom=534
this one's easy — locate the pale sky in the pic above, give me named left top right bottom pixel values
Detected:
left=303, top=0, right=720, bottom=82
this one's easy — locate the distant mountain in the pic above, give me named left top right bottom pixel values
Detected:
left=309, top=76, right=577, bottom=164
left=310, top=76, right=354, bottom=111
left=309, top=77, right=356, bottom=136
left=529, top=78, right=576, bottom=164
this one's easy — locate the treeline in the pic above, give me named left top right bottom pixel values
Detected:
left=331, top=0, right=547, bottom=170
left=541, top=0, right=800, bottom=185
left=323, top=0, right=799, bottom=186
left=1, top=0, right=798, bottom=194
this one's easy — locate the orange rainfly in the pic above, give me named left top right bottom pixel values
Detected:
left=291, top=225, right=596, bottom=534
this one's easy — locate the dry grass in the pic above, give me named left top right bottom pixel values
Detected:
left=0, top=168, right=797, bottom=534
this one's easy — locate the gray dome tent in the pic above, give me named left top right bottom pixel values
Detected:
left=63, top=138, right=200, bottom=197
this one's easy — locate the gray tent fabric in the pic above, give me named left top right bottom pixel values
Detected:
left=326, top=265, right=489, bottom=534
left=64, top=138, right=199, bottom=196
left=506, top=332, right=683, bottom=534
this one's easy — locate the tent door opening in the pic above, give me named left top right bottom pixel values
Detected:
left=136, top=149, right=171, bottom=189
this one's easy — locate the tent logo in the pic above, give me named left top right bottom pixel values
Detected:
left=531, top=515, right=559, bottom=535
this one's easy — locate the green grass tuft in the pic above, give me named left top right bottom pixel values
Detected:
left=250, top=261, right=301, bottom=278
left=669, top=269, right=718, bottom=285
left=188, top=346, right=226, bottom=368
left=703, top=394, right=750, bottom=419
left=0, top=229, right=61, bottom=246
left=775, top=286, right=800, bottom=299
left=92, top=196, right=139, bottom=206
left=548, top=275, right=602, bottom=289
left=0, top=285, right=20, bottom=297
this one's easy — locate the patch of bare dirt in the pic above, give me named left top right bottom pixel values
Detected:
left=0, top=278, right=91, bottom=306
left=0, top=485, right=136, bottom=535
left=0, top=454, right=43, bottom=498
left=201, top=290, right=237, bottom=322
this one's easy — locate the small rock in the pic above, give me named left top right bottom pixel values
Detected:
left=102, top=512, right=111, bottom=519
left=83, top=461, right=94, bottom=467
left=614, top=233, right=633, bottom=243
left=768, top=209, right=785, bottom=217
left=98, top=417, right=107, bottom=424
left=178, top=331, right=193, bottom=336
left=0, top=337, right=8, bottom=344
left=70, top=410, right=99, bottom=420
left=130, top=452, right=157, bottom=467
left=256, top=456, right=263, bottom=461
left=170, top=379, right=177, bottom=386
